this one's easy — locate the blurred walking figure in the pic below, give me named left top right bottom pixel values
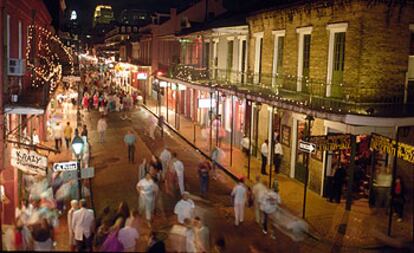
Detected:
left=159, top=147, right=171, bottom=180
left=172, top=152, right=185, bottom=194
left=198, top=160, right=211, bottom=197
left=118, top=218, right=139, bottom=252
left=194, top=217, right=210, bottom=253
left=252, top=176, right=267, bottom=224
left=71, top=199, right=95, bottom=252
left=174, top=192, right=195, bottom=224
left=67, top=200, right=79, bottom=251
left=64, top=122, right=73, bottom=149
left=260, top=188, right=281, bottom=238
left=124, top=130, right=137, bottom=164
left=137, top=173, right=155, bottom=224
left=97, top=116, right=108, bottom=143
left=392, top=176, right=405, bottom=222
left=231, top=177, right=247, bottom=226
left=53, top=122, right=63, bottom=152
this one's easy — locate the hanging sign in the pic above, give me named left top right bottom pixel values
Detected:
left=370, top=133, right=414, bottom=164
left=298, top=140, right=316, bottom=154
left=53, top=161, right=78, bottom=172
left=11, top=148, right=48, bottom=176
left=309, top=134, right=351, bottom=151
left=137, top=72, right=148, bottom=80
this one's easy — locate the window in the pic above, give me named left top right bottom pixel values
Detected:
left=204, top=42, right=210, bottom=68
left=272, top=30, right=285, bottom=86
left=226, top=40, right=234, bottom=81
left=253, top=32, right=264, bottom=84
left=296, top=26, right=313, bottom=92
left=239, top=38, right=247, bottom=83
left=326, top=23, right=348, bottom=97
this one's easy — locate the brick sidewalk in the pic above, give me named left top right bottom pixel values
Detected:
left=143, top=97, right=413, bottom=250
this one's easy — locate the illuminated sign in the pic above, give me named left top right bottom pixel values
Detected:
left=159, top=81, right=168, bottom=87
left=370, top=133, right=414, bottom=164
left=309, top=134, right=351, bottom=151
left=198, top=98, right=216, bottom=108
left=137, top=72, right=148, bottom=80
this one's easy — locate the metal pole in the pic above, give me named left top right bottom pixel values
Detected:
left=388, top=126, right=400, bottom=236
left=247, top=100, right=252, bottom=179
left=302, top=116, right=313, bottom=218
left=209, top=91, right=213, bottom=151
left=369, top=150, right=377, bottom=208
left=166, top=85, right=169, bottom=123
left=345, top=135, right=357, bottom=211
left=215, top=91, right=219, bottom=147
left=268, top=106, right=274, bottom=188
left=89, top=178, right=96, bottom=218
left=77, top=158, right=82, bottom=200
left=230, top=95, right=234, bottom=166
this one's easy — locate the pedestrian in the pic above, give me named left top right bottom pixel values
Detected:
left=231, top=177, right=247, bottom=226
left=147, top=232, right=166, bottom=253
left=184, top=218, right=196, bottom=252
left=198, top=160, right=211, bottom=197
left=158, top=116, right=165, bottom=138
left=137, top=173, right=155, bottom=224
left=101, top=218, right=124, bottom=252
left=252, top=176, right=267, bottom=224
left=125, top=209, right=140, bottom=233
left=81, top=136, right=91, bottom=168
left=64, top=122, right=73, bottom=149
left=259, top=188, right=281, bottom=238
left=52, top=122, right=63, bottom=152
left=124, top=130, right=137, bottom=163
left=81, top=124, right=88, bottom=138
left=330, top=165, right=346, bottom=203
left=32, top=128, right=40, bottom=146
left=113, top=201, right=130, bottom=228
left=260, top=140, right=269, bottom=175
left=193, top=216, right=210, bottom=253
left=172, top=152, right=185, bottom=195
left=211, top=146, right=221, bottom=180
left=93, top=93, right=99, bottom=109
left=374, top=167, right=392, bottom=211
left=392, top=176, right=405, bottom=222
left=95, top=206, right=112, bottom=231
left=94, top=219, right=111, bottom=250
left=30, top=218, right=54, bottom=251
left=273, top=138, right=283, bottom=174
left=97, top=116, right=108, bottom=143
left=118, top=218, right=139, bottom=252
left=159, top=147, right=171, bottom=180
left=174, top=192, right=195, bottom=224
left=71, top=199, right=95, bottom=252
left=138, top=158, right=149, bottom=181
left=240, top=135, right=250, bottom=156
left=164, top=161, right=179, bottom=199
left=67, top=200, right=79, bottom=251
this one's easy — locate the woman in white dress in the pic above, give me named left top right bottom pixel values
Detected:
left=136, top=173, right=155, bottom=223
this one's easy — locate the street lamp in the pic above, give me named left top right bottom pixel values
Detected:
left=71, top=135, right=84, bottom=200
left=302, top=114, right=315, bottom=218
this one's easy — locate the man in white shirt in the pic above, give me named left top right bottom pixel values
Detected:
left=118, top=222, right=139, bottom=252
left=273, top=138, right=284, bottom=174
left=137, top=173, right=155, bottom=223
left=172, top=152, right=185, bottom=194
left=159, top=147, right=171, bottom=180
left=252, top=176, right=267, bottom=224
left=53, top=122, right=63, bottom=152
left=231, top=178, right=247, bottom=226
left=260, top=140, right=269, bottom=175
left=174, top=192, right=195, bottom=224
left=32, top=129, right=40, bottom=146
left=97, top=116, right=108, bottom=143
left=240, top=135, right=250, bottom=155
left=71, top=199, right=95, bottom=252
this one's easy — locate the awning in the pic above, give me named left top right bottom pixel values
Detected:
left=4, top=105, right=45, bottom=115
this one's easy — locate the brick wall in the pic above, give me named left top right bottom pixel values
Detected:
left=247, top=0, right=414, bottom=101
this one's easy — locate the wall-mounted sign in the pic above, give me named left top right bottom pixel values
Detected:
left=309, top=134, right=351, bottom=151
left=137, top=72, right=148, bottom=80
left=281, top=125, right=291, bottom=147
left=198, top=98, right=216, bottom=109
left=11, top=148, right=48, bottom=176
left=159, top=81, right=168, bottom=88
left=53, top=161, right=78, bottom=172
left=298, top=140, right=316, bottom=154
left=370, top=133, right=414, bottom=164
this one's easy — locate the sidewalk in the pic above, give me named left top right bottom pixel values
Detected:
left=143, top=97, right=414, bottom=249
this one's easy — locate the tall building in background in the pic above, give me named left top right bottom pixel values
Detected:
left=93, top=5, right=115, bottom=27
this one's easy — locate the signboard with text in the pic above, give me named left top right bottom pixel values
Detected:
left=370, top=133, right=414, bottom=164
left=298, top=141, right=317, bottom=154
left=11, top=148, right=48, bottom=176
left=53, top=161, right=78, bottom=172
left=309, top=134, right=351, bottom=151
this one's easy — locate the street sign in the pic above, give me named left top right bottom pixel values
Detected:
left=81, top=167, right=95, bottom=179
left=298, top=140, right=317, bottom=154
left=53, top=161, right=78, bottom=172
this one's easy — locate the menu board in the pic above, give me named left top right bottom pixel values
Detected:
left=281, top=125, right=291, bottom=147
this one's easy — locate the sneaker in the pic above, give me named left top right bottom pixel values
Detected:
left=262, top=229, right=268, bottom=235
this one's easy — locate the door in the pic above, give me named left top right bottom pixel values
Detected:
left=294, top=120, right=306, bottom=183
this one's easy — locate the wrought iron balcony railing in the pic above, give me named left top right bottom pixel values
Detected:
left=166, top=64, right=414, bottom=117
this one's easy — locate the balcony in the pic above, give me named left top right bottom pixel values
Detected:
left=166, top=64, right=414, bottom=117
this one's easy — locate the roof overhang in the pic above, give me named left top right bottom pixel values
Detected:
left=4, top=105, right=45, bottom=115
left=211, top=25, right=248, bottom=35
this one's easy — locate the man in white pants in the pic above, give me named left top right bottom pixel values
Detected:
left=172, top=152, right=185, bottom=194
left=136, top=173, right=155, bottom=223
left=174, top=192, right=195, bottom=224
left=231, top=178, right=247, bottom=226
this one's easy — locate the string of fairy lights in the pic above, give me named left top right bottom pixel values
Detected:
left=26, top=25, right=74, bottom=93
